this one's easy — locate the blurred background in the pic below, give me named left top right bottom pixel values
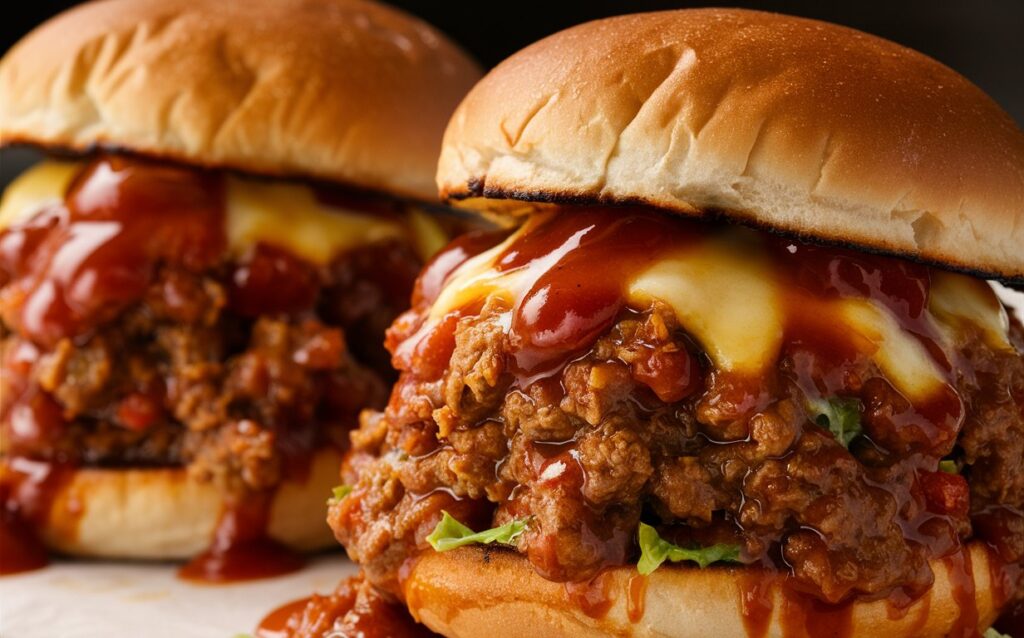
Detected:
left=2, top=0, right=1023, bottom=186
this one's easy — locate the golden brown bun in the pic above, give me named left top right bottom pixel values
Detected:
left=37, top=449, right=340, bottom=560
left=437, top=9, right=1024, bottom=284
left=405, top=545, right=1003, bottom=638
left=0, top=0, right=481, bottom=201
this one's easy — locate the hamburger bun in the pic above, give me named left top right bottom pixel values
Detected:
left=437, top=8, right=1024, bottom=283
left=405, top=544, right=1002, bottom=638
left=17, top=448, right=341, bottom=560
left=0, top=0, right=481, bottom=201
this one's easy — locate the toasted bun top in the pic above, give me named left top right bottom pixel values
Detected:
left=405, top=545, right=1004, bottom=638
left=437, top=9, right=1024, bottom=284
left=0, top=0, right=481, bottom=201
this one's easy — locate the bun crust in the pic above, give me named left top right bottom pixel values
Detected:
left=405, top=545, right=1003, bottom=638
left=437, top=9, right=1024, bottom=283
left=0, top=0, right=481, bottom=201
left=37, top=449, right=340, bottom=560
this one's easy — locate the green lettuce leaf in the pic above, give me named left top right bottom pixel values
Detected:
left=938, top=460, right=959, bottom=474
left=637, top=522, right=741, bottom=575
left=812, top=397, right=863, bottom=448
left=426, top=511, right=529, bottom=552
left=983, top=628, right=1010, bottom=638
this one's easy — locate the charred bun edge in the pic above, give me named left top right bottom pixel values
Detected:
left=444, top=183, right=1024, bottom=289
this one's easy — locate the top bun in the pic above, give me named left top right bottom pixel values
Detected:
left=0, top=0, right=481, bottom=201
left=437, top=9, right=1024, bottom=283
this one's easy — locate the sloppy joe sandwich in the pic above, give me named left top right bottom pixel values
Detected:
left=0, top=0, right=480, bottom=580
left=322, top=8, right=1024, bottom=637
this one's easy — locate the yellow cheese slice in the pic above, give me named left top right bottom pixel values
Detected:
left=0, top=161, right=425, bottom=266
left=628, top=231, right=783, bottom=375
left=0, top=161, right=80, bottom=228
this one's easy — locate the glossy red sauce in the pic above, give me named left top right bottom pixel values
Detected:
left=0, top=156, right=226, bottom=347
left=495, top=210, right=700, bottom=384
left=229, top=243, right=320, bottom=316
left=178, top=492, right=304, bottom=583
left=740, top=571, right=776, bottom=638
left=945, top=548, right=981, bottom=638
left=388, top=208, right=1003, bottom=616
left=778, top=588, right=855, bottom=638
left=256, top=597, right=312, bottom=638
left=626, top=573, right=648, bottom=623
left=396, top=208, right=961, bottom=426
left=0, top=458, right=75, bottom=575
left=563, top=570, right=615, bottom=619
left=257, top=576, right=437, bottom=638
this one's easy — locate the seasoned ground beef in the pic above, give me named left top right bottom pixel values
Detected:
left=0, top=238, right=419, bottom=493
left=331, top=298, right=1024, bottom=604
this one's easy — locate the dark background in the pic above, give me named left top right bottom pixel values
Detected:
left=3, top=1, right=1023, bottom=185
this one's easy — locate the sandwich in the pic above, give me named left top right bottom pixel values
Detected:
left=0, top=0, right=480, bottom=580
left=319, top=9, right=1023, bottom=637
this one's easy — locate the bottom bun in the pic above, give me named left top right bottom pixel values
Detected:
left=34, top=448, right=340, bottom=560
left=404, top=544, right=1003, bottom=638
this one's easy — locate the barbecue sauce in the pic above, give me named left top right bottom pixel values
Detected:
left=0, top=459, right=75, bottom=575
left=384, top=206, right=1020, bottom=631
left=178, top=491, right=304, bottom=583
left=256, top=576, right=438, bottom=638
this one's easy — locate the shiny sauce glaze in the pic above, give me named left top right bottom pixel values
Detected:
left=0, top=458, right=75, bottom=575
left=0, top=156, right=416, bottom=580
left=382, top=207, right=1019, bottom=633
left=0, top=156, right=226, bottom=347
left=178, top=492, right=304, bottom=582
left=256, top=575, right=438, bottom=638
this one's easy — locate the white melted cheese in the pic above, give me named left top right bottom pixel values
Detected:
left=928, top=271, right=1012, bottom=351
left=418, top=220, right=1012, bottom=403
left=0, top=160, right=442, bottom=265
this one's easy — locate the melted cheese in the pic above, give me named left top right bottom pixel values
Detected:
left=929, top=271, right=1011, bottom=350
left=224, top=177, right=406, bottom=264
left=628, top=232, right=783, bottom=375
left=0, top=160, right=438, bottom=265
left=418, top=221, right=1013, bottom=404
left=0, top=161, right=80, bottom=228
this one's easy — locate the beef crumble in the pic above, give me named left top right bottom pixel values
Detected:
left=332, top=292, right=1024, bottom=605
left=0, top=156, right=424, bottom=495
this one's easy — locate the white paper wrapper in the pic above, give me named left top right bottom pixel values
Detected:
left=2, top=286, right=1022, bottom=638
left=0, top=554, right=358, bottom=638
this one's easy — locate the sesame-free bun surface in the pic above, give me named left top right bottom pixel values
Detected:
left=0, top=0, right=481, bottom=201
left=437, top=9, right=1024, bottom=283
left=27, top=449, right=340, bottom=560
left=405, top=545, right=1003, bottom=638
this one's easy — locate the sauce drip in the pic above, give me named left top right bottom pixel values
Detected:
left=945, top=548, right=981, bottom=638
left=255, top=597, right=311, bottom=638
left=397, top=207, right=965, bottom=427
left=626, top=573, right=648, bottom=623
left=256, top=576, right=438, bottom=638
left=563, top=570, right=615, bottom=619
left=178, top=492, right=304, bottom=583
left=778, top=588, right=854, bottom=638
left=740, top=572, right=776, bottom=638
left=496, top=209, right=700, bottom=383
left=0, top=156, right=226, bottom=347
left=0, top=459, right=75, bottom=576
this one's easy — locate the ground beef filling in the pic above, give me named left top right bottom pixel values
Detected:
left=331, top=300, right=1024, bottom=604
left=0, top=239, right=419, bottom=493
